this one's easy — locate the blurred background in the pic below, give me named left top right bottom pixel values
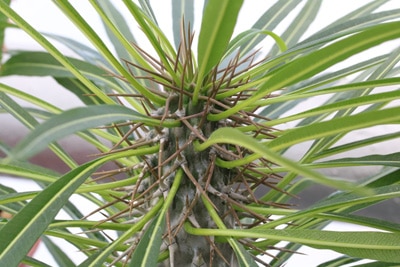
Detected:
left=1, top=1, right=399, bottom=266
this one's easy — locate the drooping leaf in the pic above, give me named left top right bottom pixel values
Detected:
left=185, top=223, right=400, bottom=263
left=0, top=52, right=117, bottom=91
left=195, top=128, right=366, bottom=193
left=0, top=158, right=105, bottom=266
left=267, top=106, right=400, bottom=152
left=269, top=0, right=321, bottom=56
left=266, top=89, right=400, bottom=127
left=10, top=105, right=179, bottom=160
left=208, top=21, right=400, bottom=120
left=239, top=0, right=301, bottom=55
left=264, top=184, right=400, bottom=230
left=315, top=152, right=400, bottom=168
left=0, top=89, right=77, bottom=167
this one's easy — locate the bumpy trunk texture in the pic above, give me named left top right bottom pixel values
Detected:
left=157, top=102, right=238, bottom=266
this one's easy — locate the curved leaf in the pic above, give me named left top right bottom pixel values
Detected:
left=41, top=236, right=76, bottom=267
left=239, top=0, right=301, bottom=55
left=195, top=128, right=366, bottom=193
left=185, top=223, right=400, bottom=263
left=0, top=52, right=118, bottom=92
left=10, top=105, right=179, bottom=160
left=267, top=106, right=400, bottom=152
left=0, top=158, right=104, bottom=266
left=208, top=21, right=400, bottom=120
left=269, top=0, right=321, bottom=55
left=0, top=2, right=114, bottom=105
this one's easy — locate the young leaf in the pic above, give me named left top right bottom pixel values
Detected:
left=194, top=0, right=243, bottom=103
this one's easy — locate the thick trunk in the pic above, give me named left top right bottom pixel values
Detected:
left=157, top=102, right=238, bottom=266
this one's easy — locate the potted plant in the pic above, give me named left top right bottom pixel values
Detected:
left=1, top=0, right=400, bottom=266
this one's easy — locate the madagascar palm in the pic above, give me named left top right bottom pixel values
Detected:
left=1, top=1, right=400, bottom=266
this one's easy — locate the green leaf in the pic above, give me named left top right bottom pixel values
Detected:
left=267, top=106, right=400, bottom=152
left=316, top=152, right=400, bottom=168
left=0, top=89, right=78, bottom=168
left=0, top=2, right=115, bottom=105
left=266, top=89, right=400, bottom=126
left=269, top=0, right=321, bottom=55
left=230, top=240, right=258, bottom=267
left=301, top=9, right=400, bottom=49
left=185, top=223, right=400, bottom=263
left=138, top=0, right=158, bottom=25
left=0, top=158, right=105, bottom=266
left=317, top=256, right=363, bottom=267
left=52, top=0, right=165, bottom=105
left=195, top=128, right=368, bottom=193
left=239, top=0, right=301, bottom=55
left=0, top=191, right=38, bottom=206
left=200, top=194, right=258, bottom=267
left=122, top=0, right=177, bottom=83
left=318, top=213, right=400, bottom=234
left=350, top=260, right=400, bottom=267
left=41, top=236, right=76, bottom=267
left=0, top=160, right=58, bottom=184
left=264, top=184, right=400, bottom=230
left=20, top=256, right=53, bottom=267
left=0, top=0, right=10, bottom=63
left=130, top=168, right=184, bottom=266
left=225, top=29, right=287, bottom=58
left=208, top=21, right=400, bottom=120
left=194, top=0, right=243, bottom=103
left=10, top=105, right=179, bottom=160
left=0, top=184, right=28, bottom=216
left=0, top=52, right=117, bottom=92
left=44, top=33, right=108, bottom=67
left=130, top=214, right=165, bottom=267
left=55, top=78, right=102, bottom=106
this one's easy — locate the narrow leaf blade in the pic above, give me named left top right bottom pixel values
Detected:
left=10, top=105, right=168, bottom=160
left=0, top=159, right=103, bottom=266
left=130, top=214, right=165, bottom=267
left=194, top=0, right=243, bottom=102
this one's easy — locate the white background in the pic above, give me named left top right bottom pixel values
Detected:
left=1, top=0, right=400, bottom=266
